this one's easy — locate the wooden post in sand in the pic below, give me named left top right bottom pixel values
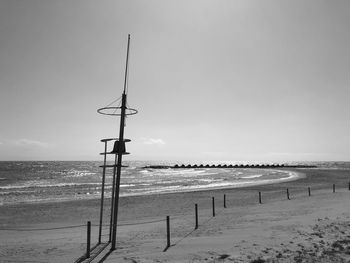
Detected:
left=212, top=197, right=215, bottom=217
left=259, top=191, right=262, bottom=204
left=287, top=188, right=290, bottom=200
left=86, top=221, right=91, bottom=258
left=166, top=216, right=170, bottom=249
left=308, top=187, right=311, bottom=196
left=195, top=204, right=198, bottom=229
left=224, top=194, right=226, bottom=208
left=333, top=184, right=335, bottom=193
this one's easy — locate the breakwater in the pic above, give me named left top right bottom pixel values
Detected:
left=143, top=164, right=317, bottom=169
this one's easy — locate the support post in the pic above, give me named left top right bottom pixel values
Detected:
left=287, top=188, right=290, bottom=200
left=308, top=187, right=311, bottom=196
left=109, top=154, right=117, bottom=243
left=333, top=184, right=335, bottom=193
left=212, top=197, right=215, bottom=217
left=86, top=221, right=91, bottom=259
left=259, top=191, right=262, bottom=204
left=348, top=182, right=350, bottom=191
left=166, top=216, right=170, bottom=249
left=98, top=141, right=108, bottom=244
left=224, top=194, right=226, bottom=208
left=195, top=204, right=198, bottom=229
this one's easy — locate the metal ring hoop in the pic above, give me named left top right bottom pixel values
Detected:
left=100, top=138, right=131, bottom=142
left=97, top=106, right=138, bottom=116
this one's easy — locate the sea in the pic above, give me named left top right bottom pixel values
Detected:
left=0, top=161, right=349, bottom=206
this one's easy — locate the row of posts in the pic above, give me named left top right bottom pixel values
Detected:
left=165, top=195, right=223, bottom=251
left=164, top=183, right=350, bottom=251
left=83, top=183, right=350, bottom=257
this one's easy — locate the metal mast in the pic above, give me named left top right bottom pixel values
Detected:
left=110, top=34, right=130, bottom=251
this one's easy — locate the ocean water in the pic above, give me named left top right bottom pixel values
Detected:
left=0, top=161, right=349, bottom=205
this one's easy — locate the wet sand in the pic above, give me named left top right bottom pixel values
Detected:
left=0, top=168, right=349, bottom=262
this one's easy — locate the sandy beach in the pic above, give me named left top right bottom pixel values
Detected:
left=0, top=168, right=349, bottom=262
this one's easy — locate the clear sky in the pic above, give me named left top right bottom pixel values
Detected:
left=0, top=0, right=350, bottom=162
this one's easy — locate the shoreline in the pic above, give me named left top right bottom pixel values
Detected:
left=0, top=168, right=303, bottom=207
left=0, top=168, right=347, bottom=226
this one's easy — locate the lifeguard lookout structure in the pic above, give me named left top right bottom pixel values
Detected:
left=97, top=34, right=137, bottom=252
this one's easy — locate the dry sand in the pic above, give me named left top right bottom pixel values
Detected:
left=0, top=168, right=349, bottom=262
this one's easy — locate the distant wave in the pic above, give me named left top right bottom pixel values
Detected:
left=63, top=170, right=97, bottom=177
left=0, top=182, right=101, bottom=190
left=241, top=174, right=263, bottom=179
left=120, top=184, right=136, bottom=188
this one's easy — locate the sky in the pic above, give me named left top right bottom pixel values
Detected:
left=0, top=0, right=350, bottom=162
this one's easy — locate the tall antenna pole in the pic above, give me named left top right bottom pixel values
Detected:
left=111, top=34, right=131, bottom=250
left=123, top=34, right=131, bottom=95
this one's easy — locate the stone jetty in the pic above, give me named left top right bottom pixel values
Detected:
left=142, top=164, right=317, bottom=169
